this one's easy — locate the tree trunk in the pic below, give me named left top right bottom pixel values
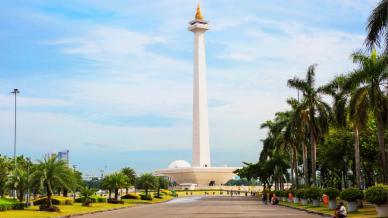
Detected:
left=126, top=188, right=128, bottom=195
left=311, top=128, right=317, bottom=186
left=63, top=188, right=68, bottom=197
left=108, top=189, right=112, bottom=199
left=114, top=188, right=118, bottom=200
left=293, top=146, right=299, bottom=188
left=354, top=127, right=361, bottom=188
left=290, top=147, right=295, bottom=187
left=302, top=142, right=309, bottom=186
left=376, top=112, right=388, bottom=183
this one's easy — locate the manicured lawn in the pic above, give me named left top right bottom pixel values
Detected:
left=279, top=201, right=378, bottom=218
left=0, top=203, right=134, bottom=218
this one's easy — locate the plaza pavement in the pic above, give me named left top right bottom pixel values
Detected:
left=81, top=196, right=323, bottom=218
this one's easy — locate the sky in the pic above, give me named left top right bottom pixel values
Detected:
left=0, top=0, right=379, bottom=177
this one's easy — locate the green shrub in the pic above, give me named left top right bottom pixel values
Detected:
left=295, top=189, right=305, bottom=198
left=365, top=184, right=388, bottom=205
left=323, top=188, right=340, bottom=199
left=140, top=194, right=153, bottom=201
left=0, top=199, right=16, bottom=211
left=305, top=187, right=322, bottom=199
left=274, top=190, right=283, bottom=197
left=75, top=195, right=107, bottom=203
left=121, top=193, right=140, bottom=200
left=33, top=196, right=73, bottom=205
left=340, top=188, right=364, bottom=202
left=13, top=202, right=25, bottom=210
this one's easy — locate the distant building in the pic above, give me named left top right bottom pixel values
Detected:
left=57, top=150, right=69, bottom=165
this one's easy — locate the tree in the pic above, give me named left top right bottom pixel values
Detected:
left=288, top=64, right=331, bottom=186
left=121, top=167, right=136, bottom=194
left=136, top=173, right=158, bottom=197
left=30, top=154, right=75, bottom=209
left=7, top=167, right=29, bottom=202
left=102, top=173, right=127, bottom=200
left=0, top=155, right=11, bottom=198
left=79, top=186, right=97, bottom=206
left=156, top=177, right=169, bottom=198
left=366, top=0, right=388, bottom=52
left=344, top=50, right=388, bottom=183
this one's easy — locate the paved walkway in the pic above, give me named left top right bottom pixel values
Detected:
left=81, top=196, right=322, bottom=218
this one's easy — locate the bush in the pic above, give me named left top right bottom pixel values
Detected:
left=39, top=205, right=60, bottom=212
left=340, top=188, right=364, bottom=202
left=140, top=194, right=153, bottom=201
left=75, top=195, right=107, bottom=203
left=365, top=184, right=388, bottom=205
left=305, top=187, right=322, bottom=199
left=161, top=189, right=171, bottom=195
left=33, top=196, right=73, bottom=205
left=274, top=190, right=283, bottom=197
left=323, top=188, right=340, bottom=199
left=0, top=200, right=15, bottom=211
left=13, top=202, right=25, bottom=210
left=121, top=193, right=140, bottom=200
left=295, top=189, right=305, bottom=198
left=107, top=199, right=124, bottom=204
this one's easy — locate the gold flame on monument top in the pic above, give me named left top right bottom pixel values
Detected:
left=195, top=3, right=204, bottom=20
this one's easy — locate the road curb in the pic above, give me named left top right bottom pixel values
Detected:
left=278, top=204, right=332, bottom=217
left=57, top=205, right=134, bottom=218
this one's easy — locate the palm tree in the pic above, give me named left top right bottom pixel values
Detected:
left=343, top=50, right=388, bottom=183
left=103, top=173, right=127, bottom=200
left=30, top=154, right=75, bottom=209
left=136, top=173, right=158, bottom=197
left=79, top=186, right=97, bottom=206
left=288, top=65, right=332, bottom=186
left=156, top=177, right=169, bottom=198
left=121, top=167, right=136, bottom=194
left=366, top=0, right=388, bottom=51
left=325, top=75, right=368, bottom=188
left=7, top=167, right=28, bottom=202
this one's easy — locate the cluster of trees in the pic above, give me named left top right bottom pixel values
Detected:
left=0, top=153, right=170, bottom=208
left=0, top=154, right=83, bottom=207
left=236, top=1, right=388, bottom=190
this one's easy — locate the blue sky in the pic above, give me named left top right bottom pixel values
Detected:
left=0, top=0, right=378, bottom=176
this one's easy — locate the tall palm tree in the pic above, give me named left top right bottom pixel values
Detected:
left=366, top=0, right=388, bottom=51
left=325, top=75, right=368, bottom=188
left=121, top=167, right=136, bottom=194
left=30, top=155, right=75, bottom=208
left=7, top=167, right=28, bottom=202
left=288, top=65, right=332, bottom=186
left=284, top=98, right=309, bottom=188
left=344, top=50, right=388, bottom=183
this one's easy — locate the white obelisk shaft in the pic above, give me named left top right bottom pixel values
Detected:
left=189, top=18, right=210, bottom=167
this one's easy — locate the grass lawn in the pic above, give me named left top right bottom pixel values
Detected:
left=279, top=201, right=378, bottom=218
left=0, top=203, right=135, bottom=218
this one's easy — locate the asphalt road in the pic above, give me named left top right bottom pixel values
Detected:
left=81, top=196, right=323, bottom=218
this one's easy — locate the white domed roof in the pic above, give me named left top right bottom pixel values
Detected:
left=168, top=160, right=191, bottom=169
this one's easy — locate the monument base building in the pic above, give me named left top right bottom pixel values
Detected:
left=155, top=4, right=238, bottom=187
left=156, top=160, right=237, bottom=187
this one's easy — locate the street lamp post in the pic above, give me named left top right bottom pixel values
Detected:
left=11, top=88, right=20, bottom=198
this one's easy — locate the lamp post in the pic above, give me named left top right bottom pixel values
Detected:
left=11, top=88, right=20, bottom=198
